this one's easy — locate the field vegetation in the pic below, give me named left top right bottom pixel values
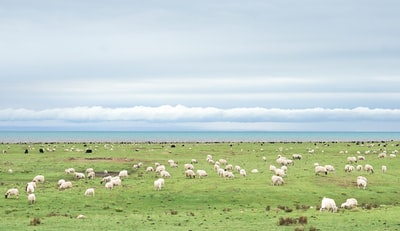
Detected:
left=1, top=140, right=400, bottom=230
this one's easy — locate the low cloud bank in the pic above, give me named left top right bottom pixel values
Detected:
left=1, top=105, right=399, bottom=123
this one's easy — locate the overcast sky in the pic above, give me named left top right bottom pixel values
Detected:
left=1, top=0, right=400, bottom=131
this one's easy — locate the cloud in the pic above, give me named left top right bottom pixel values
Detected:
left=1, top=105, right=399, bottom=123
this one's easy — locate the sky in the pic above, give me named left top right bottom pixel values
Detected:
left=1, top=0, right=400, bottom=131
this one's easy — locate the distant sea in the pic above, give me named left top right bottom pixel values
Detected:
left=0, top=131, right=399, bottom=143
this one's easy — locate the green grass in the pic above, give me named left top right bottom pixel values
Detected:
left=1, top=141, right=400, bottom=230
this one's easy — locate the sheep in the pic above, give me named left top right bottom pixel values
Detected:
left=87, top=171, right=95, bottom=179
left=357, top=156, right=366, bottom=161
left=325, top=165, right=335, bottom=172
left=340, top=198, right=358, bottom=209
left=357, top=177, right=367, bottom=190
left=364, top=164, right=374, bottom=173
left=292, top=154, right=302, bottom=160
left=218, top=159, right=228, bottom=165
left=262, top=156, right=267, bottom=162
left=378, top=152, right=386, bottom=158
left=196, top=169, right=208, bottom=178
left=269, top=165, right=277, bottom=172
left=155, top=165, right=166, bottom=173
left=320, top=197, right=337, bottom=213
left=57, top=179, right=66, bottom=187
left=217, top=168, right=225, bottom=177
left=251, top=169, right=259, bottom=173
left=145, top=166, right=154, bottom=172
left=315, top=166, right=328, bottom=175
left=274, top=168, right=286, bottom=177
left=85, top=168, right=94, bottom=174
left=224, top=171, right=235, bottom=179
left=111, top=177, right=122, bottom=186
left=347, top=156, right=357, bottom=164
left=160, top=170, right=171, bottom=178
left=77, top=214, right=86, bottom=219
left=28, top=193, right=36, bottom=204
left=5, top=188, right=19, bottom=199
left=225, top=164, right=233, bottom=171
left=239, top=169, right=247, bottom=177
left=356, top=165, right=363, bottom=171
left=271, top=175, right=285, bottom=186
left=84, top=188, right=95, bottom=196
left=33, top=175, right=45, bottom=183
left=8, top=169, right=13, bottom=174
left=105, top=182, right=114, bottom=190
left=100, top=176, right=112, bottom=184
left=185, top=169, right=196, bottom=178
left=154, top=178, right=165, bottom=191
left=74, top=172, right=85, bottom=180
left=235, top=165, right=241, bottom=172
left=26, top=183, right=35, bottom=194
left=390, top=154, right=397, bottom=158
left=344, top=165, right=355, bottom=173
left=118, top=170, right=129, bottom=178
left=59, top=181, right=73, bottom=190
left=184, top=163, right=194, bottom=170
left=65, top=168, right=75, bottom=174
left=191, top=159, right=198, bottom=164
left=382, top=165, right=387, bottom=173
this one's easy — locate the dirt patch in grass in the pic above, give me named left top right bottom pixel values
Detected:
left=67, top=157, right=136, bottom=163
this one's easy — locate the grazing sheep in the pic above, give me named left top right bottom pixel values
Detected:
left=271, top=175, right=285, bottom=186
left=344, top=165, right=355, bottom=173
left=274, top=168, right=286, bottom=177
left=262, top=156, right=267, bottom=162
left=325, top=165, right=335, bottom=172
left=65, top=168, right=75, bottom=174
left=26, top=183, right=35, bottom=194
left=356, top=165, right=363, bottom=171
left=191, top=159, right=198, bottom=164
left=100, top=176, right=112, bottom=184
left=154, top=178, right=165, bottom=191
left=320, top=197, right=337, bottom=213
left=85, top=168, right=94, bottom=174
left=315, top=166, right=328, bottom=175
left=57, top=179, right=66, bottom=186
left=105, top=182, right=114, bottom=190
left=74, top=172, right=86, bottom=180
left=84, top=188, right=95, bottom=196
left=251, top=169, right=259, bottom=173
left=269, top=165, right=277, bottom=172
left=145, top=166, right=154, bottom=172
left=217, top=168, right=225, bottom=177
left=239, top=169, right=247, bottom=177
left=357, top=156, right=366, bottom=161
left=118, top=170, right=129, bottom=178
left=160, top=170, right=171, bottom=178
left=28, top=193, right=36, bottom=204
left=33, top=175, right=45, bottom=183
left=225, top=164, right=233, bottom=171
left=87, top=171, right=95, bottom=179
left=292, top=154, right=302, bottom=160
left=364, top=164, right=374, bottom=173
left=5, top=188, right=19, bottom=199
left=378, top=152, right=386, bottom=158
left=347, top=156, right=357, bottom=164
left=77, top=214, right=86, bottom=219
left=218, top=159, right=228, bottom=165
left=224, top=171, right=235, bottom=179
left=185, top=169, right=196, bottom=178
left=111, top=177, right=122, bottom=186
left=184, top=163, right=195, bottom=170
left=382, top=165, right=387, bottom=173
left=196, top=170, right=208, bottom=178
left=59, top=181, right=73, bottom=190
left=357, top=177, right=367, bottom=190
left=340, top=198, right=358, bottom=209
left=155, top=165, right=166, bottom=173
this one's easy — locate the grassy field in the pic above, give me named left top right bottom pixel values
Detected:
left=1, top=140, right=400, bottom=230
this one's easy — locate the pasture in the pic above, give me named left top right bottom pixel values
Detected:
left=1, top=140, right=400, bottom=230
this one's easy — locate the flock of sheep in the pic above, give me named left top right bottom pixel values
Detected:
left=3, top=142, right=399, bottom=216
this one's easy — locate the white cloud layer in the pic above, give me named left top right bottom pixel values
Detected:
left=0, top=105, right=400, bottom=130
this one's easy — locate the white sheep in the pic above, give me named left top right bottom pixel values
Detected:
left=347, top=156, right=357, bottom=164
left=84, top=188, right=95, bottom=196
left=269, top=165, right=277, bottom=172
left=155, top=165, right=166, bottom=173
left=271, top=175, right=285, bottom=186
left=5, top=188, right=19, bottom=199
left=357, top=178, right=367, bottom=190
left=65, top=168, right=75, bottom=174
left=184, top=163, right=194, bottom=170
left=251, top=169, right=259, bottom=173
left=154, top=178, right=165, bottom=191
left=145, top=166, right=154, bottom=172
left=74, top=172, right=85, bottom=180
left=85, top=168, right=94, bottom=174
left=118, top=170, right=129, bottom=178
left=87, top=171, right=95, bottom=179
left=344, top=165, right=355, bottom=173
left=160, top=170, right=171, bottom=178
left=28, top=193, right=36, bottom=204
left=364, top=164, right=374, bottom=173
left=325, top=165, right=335, bottom=172
left=111, top=177, right=122, bottom=186
left=320, top=197, right=337, bottom=213
left=105, top=182, right=114, bottom=190
left=196, top=170, right=208, bottom=178
left=239, top=169, right=247, bottom=177
left=185, top=169, right=196, bottom=178
left=33, top=175, right=45, bottom=183
left=381, top=165, right=387, bottom=173
left=101, top=176, right=112, bottom=184
left=340, top=198, right=358, bottom=209
left=315, top=166, right=328, bottom=175
left=26, top=183, right=35, bottom=194
left=356, top=165, right=363, bottom=171
left=274, top=168, right=286, bottom=177
left=224, top=171, right=235, bottom=179
left=59, top=181, right=73, bottom=190
left=57, top=179, right=66, bottom=186
left=357, top=156, right=366, bottom=161
left=292, top=154, right=302, bottom=160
